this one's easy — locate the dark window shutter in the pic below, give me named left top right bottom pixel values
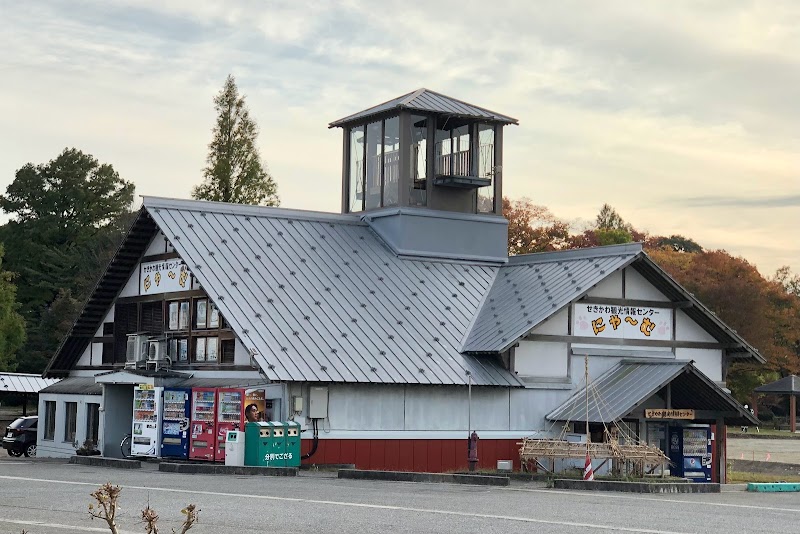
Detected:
left=113, top=303, right=139, bottom=363
left=221, top=340, right=235, bottom=364
left=140, top=301, right=164, bottom=334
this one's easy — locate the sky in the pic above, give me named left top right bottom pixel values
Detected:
left=0, top=0, right=798, bottom=276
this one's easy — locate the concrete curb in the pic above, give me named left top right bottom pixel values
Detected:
left=553, top=479, right=720, bottom=493
left=338, top=469, right=510, bottom=486
left=69, top=455, right=141, bottom=469
left=159, top=462, right=297, bottom=476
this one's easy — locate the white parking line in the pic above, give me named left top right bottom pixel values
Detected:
left=501, top=486, right=800, bottom=513
left=0, top=518, right=138, bottom=533
left=0, top=475, right=690, bottom=533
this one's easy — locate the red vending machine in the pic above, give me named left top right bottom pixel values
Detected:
left=189, top=388, right=217, bottom=461
left=215, top=388, right=245, bottom=462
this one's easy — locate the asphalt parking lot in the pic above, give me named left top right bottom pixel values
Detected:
left=0, top=458, right=798, bottom=534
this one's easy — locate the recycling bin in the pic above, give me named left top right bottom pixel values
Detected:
left=245, top=421, right=272, bottom=466
left=267, top=421, right=287, bottom=467
left=285, top=421, right=301, bottom=467
left=224, top=430, right=244, bottom=466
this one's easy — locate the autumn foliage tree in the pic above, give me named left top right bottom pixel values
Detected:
left=503, top=197, right=570, bottom=254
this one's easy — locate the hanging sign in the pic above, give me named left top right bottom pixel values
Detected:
left=573, top=304, right=673, bottom=341
left=645, top=409, right=695, bottom=419
left=140, top=260, right=190, bottom=295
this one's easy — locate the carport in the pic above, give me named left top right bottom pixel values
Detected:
left=0, top=372, right=60, bottom=416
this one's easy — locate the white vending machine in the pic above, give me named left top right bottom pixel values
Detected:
left=132, top=385, right=163, bottom=457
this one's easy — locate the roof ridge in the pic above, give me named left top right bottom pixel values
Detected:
left=507, top=243, right=643, bottom=265
left=415, top=88, right=519, bottom=124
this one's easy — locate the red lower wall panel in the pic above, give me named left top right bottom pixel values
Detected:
left=302, top=439, right=522, bottom=473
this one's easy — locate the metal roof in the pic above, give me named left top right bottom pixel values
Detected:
left=39, top=377, right=101, bottom=395
left=143, top=197, right=522, bottom=387
left=755, top=375, right=800, bottom=395
left=546, top=360, right=759, bottom=426
left=0, top=373, right=60, bottom=394
left=463, top=244, right=641, bottom=353
left=329, top=88, right=519, bottom=128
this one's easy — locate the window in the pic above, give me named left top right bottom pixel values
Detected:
left=409, top=114, right=428, bottom=206
left=140, top=301, right=164, bottom=334
left=167, top=300, right=190, bottom=331
left=193, top=336, right=219, bottom=363
left=221, top=339, right=235, bottom=364
left=382, top=116, right=400, bottom=206
left=477, top=123, right=495, bottom=213
left=349, top=126, right=365, bottom=212
left=86, top=403, right=100, bottom=445
left=169, top=338, right=189, bottom=362
left=365, top=121, right=382, bottom=210
left=64, top=402, right=77, bottom=443
left=195, top=299, right=208, bottom=329
left=43, top=401, right=56, bottom=440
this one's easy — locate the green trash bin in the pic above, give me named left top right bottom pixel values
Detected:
left=267, top=421, right=287, bottom=467
left=285, top=421, right=301, bottom=467
left=245, top=422, right=272, bottom=466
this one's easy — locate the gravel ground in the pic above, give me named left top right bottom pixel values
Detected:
left=728, top=436, right=800, bottom=464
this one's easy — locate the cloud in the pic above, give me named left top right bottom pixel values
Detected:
left=681, top=195, right=800, bottom=209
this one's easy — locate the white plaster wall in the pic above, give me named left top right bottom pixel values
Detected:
left=145, top=232, right=168, bottom=256
left=530, top=307, right=569, bottom=335
left=119, top=265, right=141, bottom=297
left=75, top=345, right=94, bottom=366
left=509, top=387, right=577, bottom=432
left=624, top=267, right=669, bottom=301
left=514, top=340, right=568, bottom=377
left=37, top=393, right=102, bottom=458
left=675, top=310, right=718, bottom=342
left=93, top=308, right=115, bottom=337
left=234, top=338, right=252, bottom=366
left=676, top=348, right=722, bottom=382
left=586, top=270, right=622, bottom=298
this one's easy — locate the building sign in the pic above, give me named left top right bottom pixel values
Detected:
left=140, top=260, right=190, bottom=295
left=573, top=304, right=672, bottom=341
left=646, top=409, right=695, bottom=419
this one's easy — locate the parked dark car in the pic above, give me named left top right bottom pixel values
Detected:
left=2, top=416, right=37, bottom=457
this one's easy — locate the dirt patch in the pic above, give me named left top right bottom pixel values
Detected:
left=728, top=436, right=800, bottom=464
left=730, top=459, right=800, bottom=476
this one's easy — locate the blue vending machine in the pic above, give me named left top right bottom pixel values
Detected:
left=161, top=388, right=192, bottom=459
left=668, top=425, right=712, bottom=482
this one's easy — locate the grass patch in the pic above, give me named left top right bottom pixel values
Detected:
left=727, top=427, right=800, bottom=438
left=728, top=471, right=800, bottom=483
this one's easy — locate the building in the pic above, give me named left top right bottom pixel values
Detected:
left=40, top=89, right=760, bottom=481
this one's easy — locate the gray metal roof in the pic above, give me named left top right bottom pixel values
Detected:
left=39, top=377, right=100, bottom=395
left=755, top=375, right=800, bottom=395
left=329, top=88, right=519, bottom=128
left=143, top=197, right=522, bottom=387
left=546, top=360, right=759, bottom=426
left=462, top=244, right=641, bottom=353
left=0, top=373, right=60, bottom=394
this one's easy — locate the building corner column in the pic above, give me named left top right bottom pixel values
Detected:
left=716, top=418, right=726, bottom=484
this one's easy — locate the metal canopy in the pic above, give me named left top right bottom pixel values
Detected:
left=329, top=88, right=519, bottom=128
left=144, top=197, right=522, bottom=387
left=0, top=373, right=59, bottom=394
left=39, top=377, right=101, bottom=395
left=546, top=360, right=759, bottom=426
left=755, top=375, right=800, bottom=395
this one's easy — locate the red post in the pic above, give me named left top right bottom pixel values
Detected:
left=468, top=431, right=479, bottom=472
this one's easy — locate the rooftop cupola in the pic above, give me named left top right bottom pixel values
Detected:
left=330, top=88, right=518, bottom=217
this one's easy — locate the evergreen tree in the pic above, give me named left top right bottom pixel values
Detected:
left=0, top=148, right=134, bottom=372
left=193, top=75, right=279, bottom=206
left=0, top=245, right=25, bottom=372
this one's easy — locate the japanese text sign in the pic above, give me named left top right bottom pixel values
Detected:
left=140, top=259, right=190, bottom=295
left=573, top=304, right=672, bottom=341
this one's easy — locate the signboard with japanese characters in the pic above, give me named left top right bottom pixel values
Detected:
left=645, top=409, right=695, bottom=419
left=140, top=259, right=191, bottom=295
left=573, top=303, right=672, bottom=341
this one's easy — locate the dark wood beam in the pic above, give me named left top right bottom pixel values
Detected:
left=526, top=333, right=733, bottom=350
left=578, top=297, right=692, bottom=309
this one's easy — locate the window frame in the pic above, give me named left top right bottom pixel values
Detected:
left=63, top=401, right=77, bottom=444
left=43, top=401, right=56, bottom=441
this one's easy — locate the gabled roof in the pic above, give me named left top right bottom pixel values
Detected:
left=755, top=375, right=800, bottom=395
left=329, top=88, right=519, bottom=128
left=462, top=244, right=765, bottom=363
left=463, top=244, right=641, bottom=353
left=0, top=372, right=59, bottom=393
left=546, top=360, right=759, bottom=426
left=144, top=197, right=522, bottom=387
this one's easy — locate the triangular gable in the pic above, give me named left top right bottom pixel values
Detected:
left=44, top=210, right=158, bottom=377
left=462, top=244, right=641, bottom=353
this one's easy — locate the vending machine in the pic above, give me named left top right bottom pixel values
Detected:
left=131, top=385, right=163, bottom=457
left=189, top=388, right=217, bottom=461
left=215, top=388, right=245, bottom=462
left=161, top=388, right=191, bottom=459
left=668, top=425, right=713, bottom=482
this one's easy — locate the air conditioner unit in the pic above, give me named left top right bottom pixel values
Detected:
left=148, top=340, right=166, bottom=361
left=126, top=334, right=149, bottom=365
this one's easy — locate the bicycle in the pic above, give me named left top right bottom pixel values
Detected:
left=120, top=433, right=132, bottom=459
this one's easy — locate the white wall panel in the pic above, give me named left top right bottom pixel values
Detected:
left=404, top=386, right=509, bottom=431
left=37, top=393, right=103, bottom=458
left=624, top=268, right=669, bottom=301
left=144, top=232, right=168, bottom=256
left=586, top=271, right=622, bottom=298
left=328, top=384, right=405, bottom=431
left=514, top=340, right=568, bottom=377
left=530, top=307, right=569, bottom=335
left=676, top=348, right=722, bottom=382
left=509, top=388, right=575, bottom=431
left=675, top=310, right=717, bottom=342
